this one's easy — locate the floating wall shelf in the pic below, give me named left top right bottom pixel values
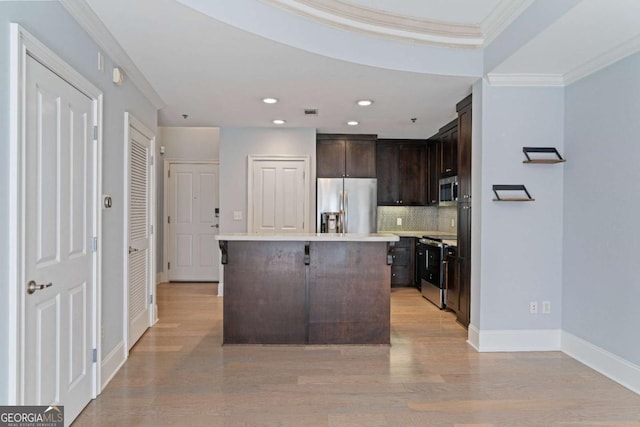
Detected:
left=492, top=185, right=535, bottom=202
left=522, top=147, right=566, bottom=164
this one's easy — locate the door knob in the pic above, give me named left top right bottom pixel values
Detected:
left=27, top=280, right=52, bottom=295
left=128, top=246, right=139, bottom=254
left=210, top=224, right=219, bottom=228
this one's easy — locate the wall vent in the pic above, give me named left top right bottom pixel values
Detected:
left=304, top=109, right=318, bottom=116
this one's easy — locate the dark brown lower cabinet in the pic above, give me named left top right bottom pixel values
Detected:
left=390, top=237, right=415, bottom=287
left=222, top=240, right=391, bottom=345
left=445, top=246, right=459, bottom=313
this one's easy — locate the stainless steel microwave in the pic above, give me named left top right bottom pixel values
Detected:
left=439, top=176, right=458, bottom=206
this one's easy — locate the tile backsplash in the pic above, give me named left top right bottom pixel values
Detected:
left=377, top=206, right=457, bottom=232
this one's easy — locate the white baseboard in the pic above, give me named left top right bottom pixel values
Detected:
left=562, top=331, right=640, bottom=395
left=156, top=271, right=167, bottom=284
left=100, top=341, right=126, bottom=391
left=473, top=328, right=561, bottom=352
left=467, top=324, right=480, bottom=350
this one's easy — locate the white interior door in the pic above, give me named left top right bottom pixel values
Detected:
left=249, top=157, right=309, bottom=234
left=167, top=163, right=219, bottom=282
left=24, top=54, right=94, bottom=422
left=127, top=122, right=152, bottom=349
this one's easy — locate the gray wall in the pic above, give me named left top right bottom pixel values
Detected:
left=477, top=82, right=564, bottom=330
left=156, top=127, right=220, bottom=274
left=0, top=2, right=157, bottom=402
left=563, top=52, right=640, bottom=365
left=219, top=128, right=316, bottom=233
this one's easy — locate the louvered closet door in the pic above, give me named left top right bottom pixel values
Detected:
left=128, top=125, right=151, bottom=349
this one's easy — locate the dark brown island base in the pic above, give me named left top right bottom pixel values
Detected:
left=216, top=234, right=399, bottom=345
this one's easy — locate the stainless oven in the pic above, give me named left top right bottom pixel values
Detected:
left=416, top=237, right=446, bottom=309
left=439, top=176, right=458, bottom=206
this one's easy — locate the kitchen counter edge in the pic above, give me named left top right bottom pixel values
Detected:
left=215, top=233, right=400, bottom=242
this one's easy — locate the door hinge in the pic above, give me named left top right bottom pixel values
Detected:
left=150, top=155, right=154, bottom=166
left=92, top=126, right=98, bottom=141
left=150, top=224, right=154, bottom=234
left=168, top=262, right=171, bottom=270
left=168, top=169, right=171, bottom=178
left=168, top=216, right=171, bottom=224
left=92, top=236, right=97, bottom=252
left=92, top=348, right=97, bottom=363
left=149, top=294, right=153, bottom=304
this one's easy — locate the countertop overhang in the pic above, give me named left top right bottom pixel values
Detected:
left=215, top=233, right=400, bottom=242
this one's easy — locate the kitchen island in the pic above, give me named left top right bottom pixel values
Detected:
left=216, top=233, right=399, bottom=345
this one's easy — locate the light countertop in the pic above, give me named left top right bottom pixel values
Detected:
left=215, top=233, right=399, bottom=242
left=378, top=230, right=458, bottom=247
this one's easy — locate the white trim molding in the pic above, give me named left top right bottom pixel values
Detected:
left=262, top=0, right=531, bottom=48
left=562, top=331, right=640, bottom=395
left=100, top=341, right=127, bottom=391
left=471, top=327, right=561, bottom=352
left=481, top=0, right=535, bottom=46
left=486, top=73, right=565, bottom=87
left=60, top=0, right=164, bottom=108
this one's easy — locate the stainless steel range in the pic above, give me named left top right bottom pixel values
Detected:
left=416, top=236, right=449, bottom=309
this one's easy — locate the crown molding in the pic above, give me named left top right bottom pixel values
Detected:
left=481, top=0, right=535, bottom=46
left=564, top=33, right=640, bottom=86
left=261, top=0, right=484, bottom=48
left=486, top=73, right=565, bottom=87
left=60, top=0, right=165, bottom=109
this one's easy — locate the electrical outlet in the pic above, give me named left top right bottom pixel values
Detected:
left=451, top=218, right=455, bottom=228
left=233, top=211, right=242, bottom=220
left=529, top=301, right=538, bottom=314
left=542, top=301, right=551, bottom=314
left=396, top=217, right=402, bottom=226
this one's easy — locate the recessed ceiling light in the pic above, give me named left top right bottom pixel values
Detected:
left=357, top=99, right=373, bottom=106
left=347, top=120, right=359, bottom=126
left=262, top=97, right=278, bottom=104
left=272, top=119, right=286, bottom=124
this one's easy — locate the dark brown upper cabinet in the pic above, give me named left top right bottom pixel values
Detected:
left=456, top=95, right=472, bottom=201
left=376, top=140, right=428, bottom=206
left=427, top=139, right=440, bottom=206
left=316, top=134, right=377, bottom=178
left=439, top=119, right=458, bottom=177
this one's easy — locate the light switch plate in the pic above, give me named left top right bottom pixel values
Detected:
left=233, top=211, right=242, bottom=220
left=396, top=217, right=402, bottom=226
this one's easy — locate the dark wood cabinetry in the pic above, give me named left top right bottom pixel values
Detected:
left=455, top=94, right=472, bottom=327
left=439, top=119, right=458, bottom=177
left=390, top=237, right=415, bottom=287
left=376, top=140, right=428, bottom=206
left=457, top=95, right=472, bottom=201
left=427, top=140, right=440, bottom=205
left=317, top=134, right=376, bottom=178
left=444, top=246, right=458, bottom=313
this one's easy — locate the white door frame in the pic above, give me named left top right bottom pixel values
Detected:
left=8, top=24, right=104, bottom=402
left=123, top=113, right=157, bottom=351
left=162, top=160, right=220, bottom=284
left=247, top=155, right=311, bottom=234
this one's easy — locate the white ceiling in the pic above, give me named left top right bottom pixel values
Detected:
left=78, top=0, right=640, bottom=138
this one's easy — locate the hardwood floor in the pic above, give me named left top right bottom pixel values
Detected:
left=74, top=284, right=640, bottom=426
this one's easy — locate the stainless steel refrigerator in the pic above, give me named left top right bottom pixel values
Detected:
left=317, top=178, right=377, bottom=233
